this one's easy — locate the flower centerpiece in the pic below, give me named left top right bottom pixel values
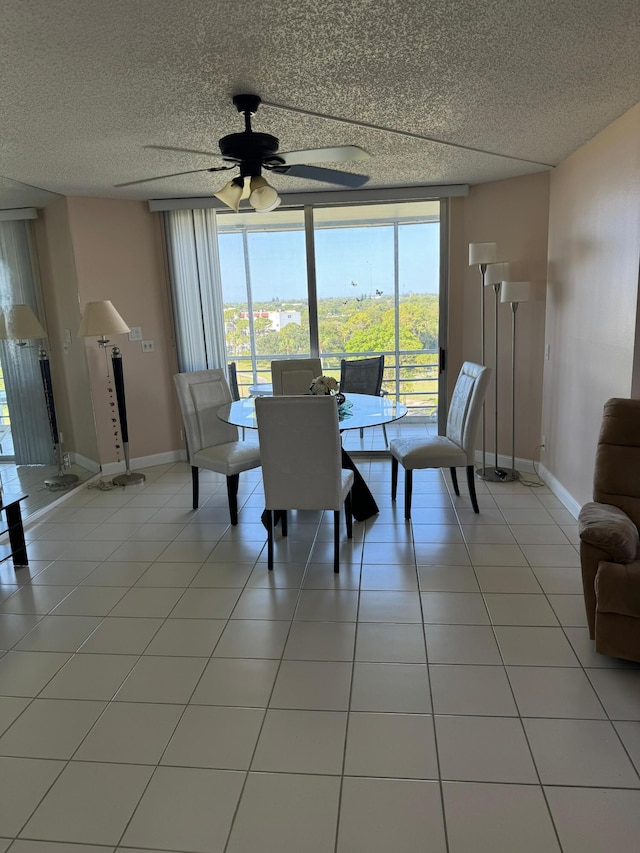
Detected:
left=309, top=375, right=346, bottom=404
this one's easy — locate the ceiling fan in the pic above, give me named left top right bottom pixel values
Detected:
left=115, top=93, right=371, bottom=211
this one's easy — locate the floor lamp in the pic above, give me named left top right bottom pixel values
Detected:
left=78, top=300, right=145, bottom=487
left=468, top=242, right=497, bottom=475
left=500, top=281, right=530, bottom=482
left=478, top=261, right=509, bottom=481
left=0, top=304, right=78, bottom=489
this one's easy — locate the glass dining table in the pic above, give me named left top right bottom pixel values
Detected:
left=217, top=393, right=408, bottom=523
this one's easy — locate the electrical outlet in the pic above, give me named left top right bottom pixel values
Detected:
left=141, top=340, right=154, bottom=352
left=129, top=326, right=143, bottom=341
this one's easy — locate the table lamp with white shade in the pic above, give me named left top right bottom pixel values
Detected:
left=500, top=281, right=530, bottom=482
left=78, top=300, right=145, bottom=486
left=469, top=242, right=497, bottom=475
left=0, top=303, right=78, bottom=488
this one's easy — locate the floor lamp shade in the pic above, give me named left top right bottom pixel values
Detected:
left=500, top=281, right=530, bottom=482
left=78, top=300, right=144, bottom=487
left=469, top=243, right=497, bottom=266
left=0, top=304, right=78, bottom=488
left=77, top=300, right=130, bottom=340
left=1, top=304, right=47, bottom=342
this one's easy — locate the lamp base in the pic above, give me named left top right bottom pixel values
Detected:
left=476, top=467, right=520, bottom=483
left=44, top=473, right=79, bottom=489
left=112, top=471, right=146, bottom=487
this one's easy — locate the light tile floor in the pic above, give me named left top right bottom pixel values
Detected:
left=1, top=456, right=640, bottom=852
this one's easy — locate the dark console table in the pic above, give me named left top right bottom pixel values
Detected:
left=0, top=491, right=29, bottom=569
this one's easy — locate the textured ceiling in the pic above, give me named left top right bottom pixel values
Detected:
left=0, top=0, right=638, bottom=206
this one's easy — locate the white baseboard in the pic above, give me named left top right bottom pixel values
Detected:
left=100, top=449, right=186, bottom=476
left=473, top=450, right=537, bottom=474
left=473, top=450, right=579, bottom=519
left=536, top=463, right=581, bottom=519
left=71, top=452, right=101, bottom=474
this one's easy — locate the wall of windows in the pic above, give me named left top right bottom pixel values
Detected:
left=217, top=201, right=442, bottom=419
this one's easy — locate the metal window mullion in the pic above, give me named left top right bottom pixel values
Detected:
left=393, top=221, right=400, bottom=400
left=304, top=206, right=319, bottom=357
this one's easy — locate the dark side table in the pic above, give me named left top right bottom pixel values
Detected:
left=0, top=491, right=29, bottom=569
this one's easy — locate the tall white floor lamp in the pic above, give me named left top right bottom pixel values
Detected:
left=500, top=281, right=530, bottom=482
left=477, top=261, right=509, bottom=481
left=78, top=300, right=145, bottom=487
left=468, top=242, right=497, bottom=475
left=0, top=304, right=78, bottom=489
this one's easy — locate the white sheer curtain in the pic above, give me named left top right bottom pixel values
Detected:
left=163, top=208, right=227, bottom=372
left=0, top=219, right=52, bottom=463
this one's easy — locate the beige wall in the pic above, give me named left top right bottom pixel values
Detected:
left=449, top=172, right=550, bottom=464
left=65, top=198, right=181, bottom=466
left=34, top=198, right=99, bottom=465
left=542, top=103, right=640, bottom=508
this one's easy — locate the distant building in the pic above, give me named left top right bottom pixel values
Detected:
left=238, top=310, right=301, bottom=331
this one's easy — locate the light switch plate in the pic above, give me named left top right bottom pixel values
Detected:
left=129, top=326, right=143, bottom=341
left=141, top=340, right=154, bottom=352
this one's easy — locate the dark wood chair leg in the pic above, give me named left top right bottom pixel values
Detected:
left=391, top=456, right=398, bottom=501
left=333, top=509, right=340, bottom=573
left=266, top=509, right=274, bottom=570
left=450, top=467, right=460, bottom=496
left=466, top=465, right=480, bottom=513
left=226, top=474, right=240, bottom=525
left=280, top=510, right=288, bottom=537
left=404, top=469, right=413, bottom=520
left=345, top=491, right=353, bottom=539
left=191, top=466, right=199, bottom=509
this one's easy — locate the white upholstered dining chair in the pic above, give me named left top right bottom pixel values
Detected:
left=174, top=368, right=261, bottom=524
left=271, top=358, right=323, bottom=395
left=390, top=361, right=490, bottom=518
left=255, top=395, right=354, bottom=572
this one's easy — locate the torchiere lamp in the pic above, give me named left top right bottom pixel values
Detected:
left=78, top=300, right=145, bottom=486
left=500, top=281, right=530, bottom=482
left=0, top=303, right=78, bottom=488
left=478, top=261, right=510, bottom=481
left=468, top=242, right=497, bottom=475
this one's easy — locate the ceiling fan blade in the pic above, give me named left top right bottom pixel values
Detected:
left=113, top=166, right=232, bottom=188
left=277, top=145, right=370, bottom=166
left=262, top=100, right=555, bottom=168
left=144, top=144, right=221, bottom=158
left=276, top=164, right=369, bottom=188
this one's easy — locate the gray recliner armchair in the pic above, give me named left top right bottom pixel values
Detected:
left=578, top=397, right=640, bottom=662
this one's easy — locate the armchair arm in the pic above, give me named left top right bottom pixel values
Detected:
left=578, top=502, right=640, bottom=563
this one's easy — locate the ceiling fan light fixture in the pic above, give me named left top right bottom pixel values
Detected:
left=249, top=175, right=281, bottom=212
left=213, top=176, right=244, bottom=212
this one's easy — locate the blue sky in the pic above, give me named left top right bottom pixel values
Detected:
left=218, top=222, right=439, bottom=303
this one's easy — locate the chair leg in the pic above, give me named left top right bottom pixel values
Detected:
left=382, top=423, right=388, bottom=448
left=359, top=427, right=364, bottom=441
left=391, top=456, right=398, bottom=501
left=345, top=491, right=353, bottom=539
left=265, top=509, right=274, bottom=570
left=191, top=466, right=199, bottom=509
left=450, top=467, right=460, bottom=496
left=404, top=469, right=413, bottom=520
left=280, top=510, right=288, bottom=537
left=333, top=509, right=340, bottom=573
left=466, top=465, right=480, bottom=513
left=226, top=474, right=240, bottom=525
